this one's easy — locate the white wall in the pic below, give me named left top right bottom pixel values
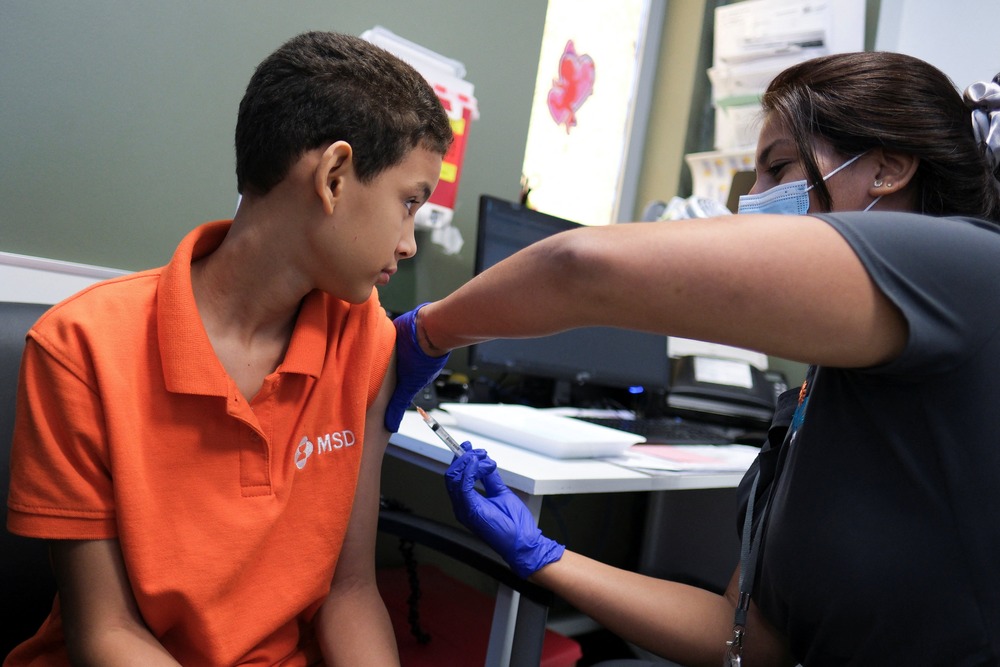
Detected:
left=876, top=0, right=999, bottom=88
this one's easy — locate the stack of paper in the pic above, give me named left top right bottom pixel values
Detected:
left=615, top=444, right=759, bottom=473
left=709, top=0, right=865, bottom=151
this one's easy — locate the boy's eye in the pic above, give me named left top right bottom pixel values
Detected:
left=404, top=198, right=418, bottom=214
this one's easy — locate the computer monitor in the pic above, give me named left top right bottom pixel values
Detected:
left=468, top=195, right=671, bottom=405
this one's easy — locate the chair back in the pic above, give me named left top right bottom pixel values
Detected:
left=1, top=301, right=56, bottom=658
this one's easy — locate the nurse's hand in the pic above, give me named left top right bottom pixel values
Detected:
left=385, top=304, right=449, bottom=432
left=445, top=443, right=565, bottom=578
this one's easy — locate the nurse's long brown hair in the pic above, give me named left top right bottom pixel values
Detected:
left=762, top=51, right=1000, bottom=223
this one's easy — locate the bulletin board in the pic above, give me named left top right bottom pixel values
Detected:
left=520, top=0, right=666, bottom=226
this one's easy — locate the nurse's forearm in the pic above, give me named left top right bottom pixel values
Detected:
left=530, top=550, right=736, bottom=667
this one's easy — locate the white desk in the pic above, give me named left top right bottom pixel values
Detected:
left=387, top=409, right=748, bottom=667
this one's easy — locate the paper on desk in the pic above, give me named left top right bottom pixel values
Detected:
left=612, top=444, right=759, bottom=473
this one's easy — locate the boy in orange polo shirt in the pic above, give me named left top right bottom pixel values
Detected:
left=5, top=31, right=452, bottom=666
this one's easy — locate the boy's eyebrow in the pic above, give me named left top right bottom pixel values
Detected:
left=416, top=182, right=433, bottom=202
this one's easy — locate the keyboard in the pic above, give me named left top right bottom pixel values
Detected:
left=571, top=415, right=734, bottom=445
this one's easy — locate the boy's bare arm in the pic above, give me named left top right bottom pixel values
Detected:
left=316, top=356, right=400, bottom=666
left=49, top=539, right=181, bottom=666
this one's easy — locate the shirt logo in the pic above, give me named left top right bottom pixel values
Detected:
left=294, top=437, right=314, bottom=470
left=294, top=430, right=356, bottom=470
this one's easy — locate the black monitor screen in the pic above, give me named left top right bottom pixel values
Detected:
left=468, top=195, right=670, bottom=394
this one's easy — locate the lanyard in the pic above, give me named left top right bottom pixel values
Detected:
left=726, top=370, right=813, bottom=666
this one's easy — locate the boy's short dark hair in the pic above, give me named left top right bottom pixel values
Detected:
left=235, top=31, right=454, bottom=196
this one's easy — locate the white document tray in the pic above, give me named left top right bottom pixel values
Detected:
left=439, top=403, right=644, bottom=459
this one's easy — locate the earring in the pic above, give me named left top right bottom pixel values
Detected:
left=886, top=182, right=893, bottom=188
left=874, top=179, right=884, bottom=187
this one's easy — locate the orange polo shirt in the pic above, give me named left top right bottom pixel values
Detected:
left=5, top=220, right=395, bottom=666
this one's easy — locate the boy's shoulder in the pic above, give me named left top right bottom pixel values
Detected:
left=39, top=269, right=161, bottom=325
left=29, top=269, right=163, bottom=355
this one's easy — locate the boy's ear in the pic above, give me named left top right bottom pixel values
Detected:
left=315, top=141, right=353, bottom=215
left=868, top=147, right=919, bottom=198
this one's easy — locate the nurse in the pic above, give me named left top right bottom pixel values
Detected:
left=390, top=51, right=1000, bottom=665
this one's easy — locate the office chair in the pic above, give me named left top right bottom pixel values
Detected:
left=0, top=301, right=57, bottom=659
left=377, top=505, right=581, bottom=666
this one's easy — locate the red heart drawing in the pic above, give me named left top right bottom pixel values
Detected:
left=547, top=40, right=595, bottom=133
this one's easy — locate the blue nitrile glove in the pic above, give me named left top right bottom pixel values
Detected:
left=445, top=443, right=565, bottom=578
left=385, top=303, right=450, bottom=432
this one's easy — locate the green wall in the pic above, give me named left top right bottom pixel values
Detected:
left=0, top=1, right=548, bottom=304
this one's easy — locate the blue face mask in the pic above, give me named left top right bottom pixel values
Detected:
left=737, top=152, right=880, bottom=215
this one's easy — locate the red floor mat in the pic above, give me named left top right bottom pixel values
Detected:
left=378, top=564, right=582, bottom=667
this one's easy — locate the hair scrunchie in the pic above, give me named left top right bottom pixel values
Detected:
left=964, top=79, right=1000, bottom=171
